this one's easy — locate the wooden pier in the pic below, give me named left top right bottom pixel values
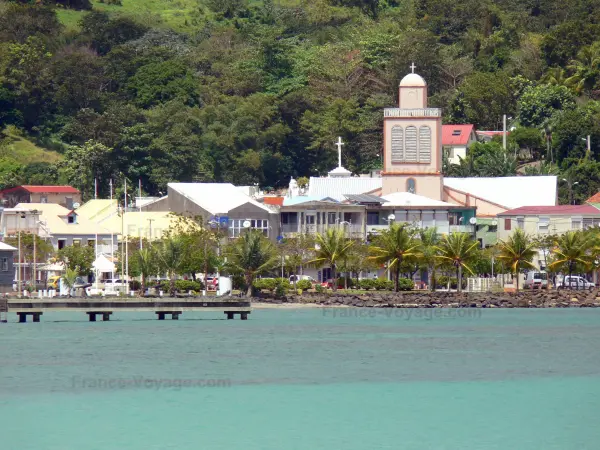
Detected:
left=3, top=298, right=252, bottom=323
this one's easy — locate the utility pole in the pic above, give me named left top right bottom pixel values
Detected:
left=502, top=114, right=507, bottom=150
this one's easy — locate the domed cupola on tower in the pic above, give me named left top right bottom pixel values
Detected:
left=399, top=65, right=427, bottom=109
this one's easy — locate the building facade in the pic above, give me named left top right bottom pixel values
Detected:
left=0, top=186, right=81, bottom=209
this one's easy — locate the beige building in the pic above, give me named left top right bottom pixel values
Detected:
left=497, top=205, right=600, bottom=269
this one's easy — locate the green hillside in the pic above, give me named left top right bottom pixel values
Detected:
left=1, top=0, right=600, bottom=203
left=0, top=127, right=62, bottom=164
left=56, top=0, right=200, bottom=31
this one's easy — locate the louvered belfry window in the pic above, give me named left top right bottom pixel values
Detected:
left=419, top=126, right=431, bottom=163
left=391, top=126, right=404, bottom=162
left=405, top=126, right=417, bottom=162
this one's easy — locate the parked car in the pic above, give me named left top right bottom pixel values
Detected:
left=557, top=276, right=595, bottom=291
left=73, top=277, right=92, bottom=290
left=523, top=271, right=548, bottom=289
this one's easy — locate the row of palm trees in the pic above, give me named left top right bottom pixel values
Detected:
left=128, top=223, right=600, bottom=296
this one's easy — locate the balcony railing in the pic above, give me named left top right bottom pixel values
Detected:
left=281, top=224, right=363, bottom=237
left=384, top=108, right=441, bottom=118
left=449, top=225, right=475, bottom=233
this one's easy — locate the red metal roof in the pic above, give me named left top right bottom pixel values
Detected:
left=442, top=125, right=474, bottom=146
left=498, top=205, right=600, bottom=216
left=262, top=197, right=284, bottom=206
left=0, top=185, right=80, bottom=195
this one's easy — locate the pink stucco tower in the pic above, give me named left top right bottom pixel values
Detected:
left=381, top=67, right=443, bottom=200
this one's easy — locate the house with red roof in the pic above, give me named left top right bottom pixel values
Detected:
left=0, top=185, right=81, bottom=209
left=442, top=124, right=477, bottom=164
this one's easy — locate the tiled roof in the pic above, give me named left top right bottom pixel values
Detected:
left=0, top=185, right=80, bottom=195
left=442, top=125, right=474, bottom=146
left=262, top=197, right=284, bottom=206
left=586, top=192, right=600, bottom=203
left=498, top=205, right=600, bottom=216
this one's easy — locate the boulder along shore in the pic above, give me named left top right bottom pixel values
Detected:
left=251, top=290, right=600, bottom=308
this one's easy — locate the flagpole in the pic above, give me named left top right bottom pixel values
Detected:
left=94, top=178, right=98, bottom=292
left=124, top=179, right=129, bottom=295
left=110, top=179, right=114, bottom=284
left=139, top=179, right=143, bottom=250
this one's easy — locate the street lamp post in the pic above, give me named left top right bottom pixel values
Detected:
left=562, top=178, right=579, bottom=205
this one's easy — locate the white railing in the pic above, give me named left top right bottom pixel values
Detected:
left=384, top=108, right=441, bottom=118
left=449, top=225, right=475, bottom=233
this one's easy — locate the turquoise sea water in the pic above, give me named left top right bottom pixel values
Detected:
left=1, top=308, right=600, bottom=449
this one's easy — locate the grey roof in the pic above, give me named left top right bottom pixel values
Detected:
left=309, top=177, right=382, bottom=201
left=344, top=194, right=388, bottom=204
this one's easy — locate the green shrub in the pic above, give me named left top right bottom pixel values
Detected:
left=159, top=280, right=203, bottom=292
left=275, top=278, right=291, bottom=291
left=397, top=278, right=414, bottom=291
left=359, top=279, right=376, bottom=290
left=253, top=278, right=277, bottom=292
left=296, top=279, right=312, bottom=291
left=315, top=283, right=325, bottom=293
left=275, top=283, right=286, bottom=297
left=374, top=278, right=392, bottom=290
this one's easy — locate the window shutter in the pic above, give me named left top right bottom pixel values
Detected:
left=391, top=126, right=404, bottom=162
left=405, top=126, right=417, bottom=162
left=418, top=126, right=431, bottom=163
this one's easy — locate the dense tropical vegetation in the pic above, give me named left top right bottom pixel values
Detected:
left=2, top=0, right=600, bottom=202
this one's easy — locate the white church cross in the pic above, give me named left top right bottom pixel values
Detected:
left=410, top=62, right=416, bottom=73
left=335, top=136, right=344, bottom=167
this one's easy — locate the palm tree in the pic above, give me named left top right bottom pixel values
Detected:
left=310, top=228, right=354, bottom=292
left=566, top=42, right=600, bottom=95
left=135, top=247, right=157, bottom=297
left=157, top=236, right=185, bottom=296
left=496, top=229, right=537, bottom=291
left=61, top=266, right=79, bottom=298
left=435, top=232, right=479, bottom=292
left=542, top=67, right=569, bottom=87
left=225, top=229, right=279, bottom=297
left=418, top=227, right=440, bottom=291
left=369, top=223, right=419, bottom=292
left=548, top=231, right=594, bottom=285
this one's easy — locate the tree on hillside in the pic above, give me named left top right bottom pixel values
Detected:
left=517, top=84, right=576, bottom=128
left=496, top=228, right=536, bottom=291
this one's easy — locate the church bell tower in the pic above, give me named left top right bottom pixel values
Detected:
left=381, top=64, right=443, bottom=200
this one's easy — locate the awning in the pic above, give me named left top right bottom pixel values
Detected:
left=92, top=254, right=116, bottom=273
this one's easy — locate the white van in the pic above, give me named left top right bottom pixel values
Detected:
left=523, top=271, right=548, bottom=289
left=557, top=276, right=595, bottom=290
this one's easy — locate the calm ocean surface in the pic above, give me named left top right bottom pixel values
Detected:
left=1, top=307, right=600, bottom=449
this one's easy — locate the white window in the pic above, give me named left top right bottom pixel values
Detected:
left=572, top=217, right=582, bottom=230
left=391, top=126, right=404, bottom=162
left=517, top=217, right=524, bottom=229
left=583, top=218, right=594, bottom=229
left=405, top=126, right=418, bottom=162
left=418, top=126, right=431, bottom=163
left=228, top=219, right=269, bottom=238
left=538, top=217, right=549, bottom=232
